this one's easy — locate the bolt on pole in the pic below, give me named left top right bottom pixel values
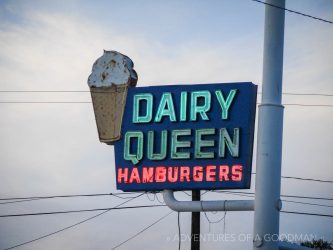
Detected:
left=253, top=0, right=285, bottom=249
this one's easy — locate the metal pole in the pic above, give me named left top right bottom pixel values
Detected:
left=191, top=190, right=200, bottom=250
left=163, top=190, right=254, bottom=212
left=253, top=0, right=285, bottom=249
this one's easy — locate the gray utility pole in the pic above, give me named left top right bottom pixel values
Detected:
left=191, top=190, right=200, bottom=250
left=253, top=0, right=285, bottom=250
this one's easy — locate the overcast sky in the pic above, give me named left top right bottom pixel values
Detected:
left=0, top=0, right=332, bottom=249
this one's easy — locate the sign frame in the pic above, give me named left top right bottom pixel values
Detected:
left=114, top=82, right=257, bottom=191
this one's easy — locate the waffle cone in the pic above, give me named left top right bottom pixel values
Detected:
left=90, top=84, right=128, bottom=144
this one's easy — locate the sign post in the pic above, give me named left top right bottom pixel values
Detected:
left=253, top=0, right=285, bottom=249
left=191, top=190, right=200, bottom=250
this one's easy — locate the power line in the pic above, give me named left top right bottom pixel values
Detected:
left=0, top=91, right=61, bottom=93
left=251, top=173, right=333, bottom=184
left=258, top=92, right=333, bottom=97
left=2, top=198, right=332, bottom=218
left=110, top=193, right=142, bottom=200
left=110, top=211, right=173, bottom=250
left=0, top=204, right=166, bottom=218
left=0, top=191, right=218, bottom=218
left=0, top=198, right=44, bottom=205
left=283, top=200, right=333, bottom=208
left=281, top=211, right=333, bottom=218
left=0, top=101, right=92, bottom=103
left=213, top=190, right=333, bottom=201
left=282, top=194, right=333, bottom=201
left=1, top=101, right=332, bottom=107
left=0, top=191, right=206, bottom=204
left=3, top=193, right=144, bottom=250
left=281, top=175, right=333, bottom=184
left=283, top=104, right=333, bottom=107
left=1, top=91, right=333, bottom=97
left=218, top=191, right=254, bottom=198
left=2, top=193, right=331, bottom=250
left=251, top=0, right=333, bottom=24
left=0, top=192, right=140, bottom=201
left=257, top=103, right=333, bottom=107
left=219, top=191, right=333, bottom=208
left=2, top=184, right=333, bottom=204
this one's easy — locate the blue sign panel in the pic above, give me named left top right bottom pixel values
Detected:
left=114, top=82, right=257, bottom=191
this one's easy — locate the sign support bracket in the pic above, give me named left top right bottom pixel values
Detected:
left=163, top=190, right=254, bottom=212
left=163, top=190, right=312, bottom=250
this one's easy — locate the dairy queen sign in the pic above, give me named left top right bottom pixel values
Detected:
left=88, top=51, right=257, bottom=192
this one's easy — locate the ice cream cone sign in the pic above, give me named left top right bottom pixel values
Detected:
left=88, top=50, right=138, bottom=144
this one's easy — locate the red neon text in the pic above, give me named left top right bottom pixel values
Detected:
left=117, top=165, right=243, bottom=184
